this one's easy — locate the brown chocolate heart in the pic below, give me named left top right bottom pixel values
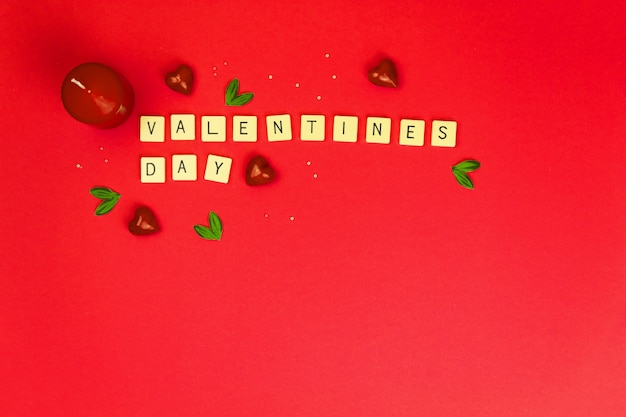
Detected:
left=165, top=65, right=193, bottom=95
left=246, top=156, right=276, bottom=186
left=368, top=59, right=398, bottom=88
left=128, top=206, right=160, bottom=235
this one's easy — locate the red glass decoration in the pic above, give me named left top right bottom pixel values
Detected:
left=61, top=62, right=134, bottom=128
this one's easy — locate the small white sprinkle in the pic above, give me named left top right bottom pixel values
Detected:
left=306, top=161, right=311, bottom=166
left=212, top=66, right=217, bottom=71
left=316, top=95, right=322, bottom=100
left=268, top=74, right=273, bottom=79
left=213, top=72, right=218, bottom=76
left=264, top=213, right=269, bottom=218
left=76, top=163, right=82, bottom=169
left=104, top=158, right=109, bottom=163
left=99, top=146, right=104, bottom=151
left=295, top=82, right=300, bottom=88
left=325, top=53, right=330, bottom=58
left=332, top=74, right=337, bottom=79
left=289, top=216, right=295, bottom=221
left=223, top=61, right=228, bottom=66
left=313, top=173, right=318, bottom=179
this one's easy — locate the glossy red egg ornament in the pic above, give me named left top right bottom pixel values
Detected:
left=61, top=62, right=134, bottom=128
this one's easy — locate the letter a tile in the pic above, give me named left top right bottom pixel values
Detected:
left=170, top=114, right=196, bottom=140
left=172, top=154, right=197, bottom=181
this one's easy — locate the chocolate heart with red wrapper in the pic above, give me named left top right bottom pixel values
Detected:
left=246, top=156, right=276, bottom=186
left=368, top=59, right=398, bottom=88
left=128, top=206, right=160, bottom=235
left=165, top=65, right=193, bottom=95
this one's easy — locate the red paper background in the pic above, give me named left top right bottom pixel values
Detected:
left=1, top=1, right=625, bottom=416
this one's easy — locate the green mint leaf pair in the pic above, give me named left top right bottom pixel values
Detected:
left=225, top=78, right=254, bottom=106
left=452, top=160, right=481, bottom=190
left=89, top=186, right=121, bottom=215
left=194, top=211, right=223, bottom=240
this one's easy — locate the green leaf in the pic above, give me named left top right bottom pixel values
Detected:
left=225, top=78, right=254, bottom=106
left=208, top=212, right=223, bottom=238
left=453, top=160, right=481, bottom=173
left=225, top=78, right=240, bottom=103
left=94, top=194, right=121, bottom=215
left=452, top=169, right=475, bottom=190
left=194, top=224, right=221, bottom=240
left=90, top=186, right=121, bottom=216
left=228, top=92, right=254, bottom=106
left=194, top=212, right=223, bottom=240
left=90, top=186, right=119, bottom=200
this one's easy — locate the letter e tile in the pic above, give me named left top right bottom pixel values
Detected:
left=233, top=116, right=258, bottom=142
left=399, top=119, right=425, bottom=146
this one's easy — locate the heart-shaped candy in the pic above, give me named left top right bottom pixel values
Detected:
left=128, top=206, right=160, bottom=235
left=165, top=65, right=193, bottom=95
left=368, top=59, right=398, bottom=88
left=246, top=156, right=276, bottom=186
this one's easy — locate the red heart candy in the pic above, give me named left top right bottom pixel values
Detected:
left=246, top=156, right=276, bottom=186
left=128, top=206, right=160, bottom=235
left=165, top=65, right=194, bottom=95
left=368, top=59, right=398, bottom=88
